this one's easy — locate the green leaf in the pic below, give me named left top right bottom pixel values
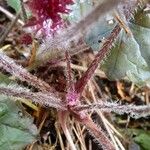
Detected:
left=127, top=129, right=150, bottom=150
left=6, top=0, right=21, bottom=13
left=134, top=7, right=150, bottom=28
left=85, top=16, right=116, bottom=50
left=69, top=0, right=116, bottom=51
left=0, top=96, right=38, bottom=150
left=68, top=0, right=93, bottom=22
left=85, top=6, right=150, bottom=85
left=0, top=73, right=12, bottom=84
left=130, top=23, right=150, bottom=67
left=134, top=133, right=150, bottom=150
left=102, top=26, right=150, bottom=85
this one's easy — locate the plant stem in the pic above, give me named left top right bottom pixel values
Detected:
left=0, top=6, right=24, bottom=25
left=75, top=102, right=150, bottom=118
left=75, top=25, right=121, bottom=95
left=78, top=116, right=115, bottom=150
left=0, top=53, right=54, bottom=92
left=0, top=11, right=21, bottom=46
left=0, top=85, right=65, bottom=109
left=58, top=111, right=77, bottom=150
left=20, top=0, right=27, bottom=22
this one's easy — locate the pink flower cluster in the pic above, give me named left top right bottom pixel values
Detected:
left=27, top=0, right=74, bottom=31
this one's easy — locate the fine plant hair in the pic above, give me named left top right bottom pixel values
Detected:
left=0, top=53, right=52, bottom=92
left=76, top=101, right=150, bottom=119
left=0, top=1, right=150, bottom=150
left=0, top=84, right=64, bottom=109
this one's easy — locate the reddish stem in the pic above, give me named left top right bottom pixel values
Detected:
left=72, top=111, right=115, bottom=150
left=75, top=25, right=121, bottom=96
left=65, top=51, right=73, bottom=92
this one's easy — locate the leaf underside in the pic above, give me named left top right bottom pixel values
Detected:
left=85, top=6, right=150, bottom=86
left=0, top=96, right=37, bottom=150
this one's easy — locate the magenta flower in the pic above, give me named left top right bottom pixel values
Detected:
left=26, top=0, right=74, bottom=32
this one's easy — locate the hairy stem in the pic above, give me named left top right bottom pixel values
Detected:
left=76, top=102, right=150, bottom=118
left=65, top=51, right=78, bottom=106
left=0, top=53, right=55, bottom=92
left=65, top=51, right=73, bottom=92
left=75, top=25, right=121, bottom=95
left=0, top=84, right=65, bottom=109
left=76, top=115, right=115, bottom=150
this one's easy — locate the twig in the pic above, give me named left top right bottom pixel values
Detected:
left=55, top=123, right=65, bottom=150
left=58, top=62, right=106, bottom=78
left=58, top=111, right=77, bottom=150
left=20, top=0, right=27, bottom=21
left=0, top=10, right=21, bottom=45
left=0, top=6, right=24, bottom=25
left=114, top=136, right=126, bottom=150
